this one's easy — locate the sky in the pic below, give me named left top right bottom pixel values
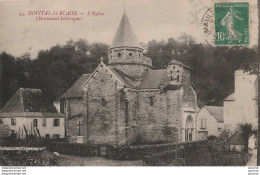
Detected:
left=0, top=0, right=258, bottom=59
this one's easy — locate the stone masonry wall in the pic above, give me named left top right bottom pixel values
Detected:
left=182, top=68, right=197, bottom=109
left=65, top=98, right=87, bottom=143
left=83, top=65, right=121, bottom=145
left=133, top=90, right=179, bottom=143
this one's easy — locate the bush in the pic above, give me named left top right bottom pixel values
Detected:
left=49, top=142, right=100, bottom=157
left=0, top=150, right=58, bottom=166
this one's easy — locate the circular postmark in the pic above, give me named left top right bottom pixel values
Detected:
left=201, top=8, right=215, bottom=45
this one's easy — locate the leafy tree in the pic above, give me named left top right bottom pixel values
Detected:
left=0, top=35, right=257, bottom=109
left=238, top=123, right=254, bottom=153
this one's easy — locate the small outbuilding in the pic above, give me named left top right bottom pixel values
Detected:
left=196, top=106, right=224, bottom=140
left=0, top=88, right=65, bottom=139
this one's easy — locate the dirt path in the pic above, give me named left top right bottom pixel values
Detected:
left=56, top=154, right=143, bottom=166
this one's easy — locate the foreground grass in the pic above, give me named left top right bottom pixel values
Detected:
left=55, top=154, right=143, bottom=166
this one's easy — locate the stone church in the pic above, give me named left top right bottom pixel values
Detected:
left=61, top=12, right=198, bottom=146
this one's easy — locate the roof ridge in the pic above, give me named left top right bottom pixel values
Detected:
left=20, top=88, right=25, bottom=112
left=205, top=105, right=223, bottom=108
left=112, top=68, right=136, bottom=80
left=0, top=90, right=16, bottom=112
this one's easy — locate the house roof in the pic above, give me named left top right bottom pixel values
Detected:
left=61, top=74, right=91, bottom=99
left=139, top=69, right=168, bottom=89
left=204, top=106, right=224, bottom=123
left=224, top=93, right=235, bottom=101
left=0, top=88, right=62, bottom=118
left=168, top=60, right=192, bottom=70
left=109, top=13, right=141, bottom=49
left=109, top=68, right=133, bottom=88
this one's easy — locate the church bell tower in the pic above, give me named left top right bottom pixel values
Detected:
left=108, top=12, right=152, bottom=78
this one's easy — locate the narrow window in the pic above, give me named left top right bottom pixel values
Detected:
left=200, top=119, right=206, bottom=129
left=54, top=119, right=60, bottom=127
left=170, top=76, right=173, bottom=81
left=11, top=118, right=16, bottom=126
left=0, top=119, right=3, bottom=124
left=139, top=53, right=140, bottom=58
left=118, top=53, right=121, bottom=57
left=149, top=96, right=154, bottom=106
left=33, top=119, right=38, bottom=127
left=177, top=75, right=180, bottom=82
left=129, top=52, right=132, bottom=56
left=42, top=118, right=47, bottom=127
left=101, top=98, right=106, bottom=107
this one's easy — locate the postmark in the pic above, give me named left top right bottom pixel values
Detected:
left=201, top=8, right=215, bottom=45
left=214, top=2, right=249, bottom=45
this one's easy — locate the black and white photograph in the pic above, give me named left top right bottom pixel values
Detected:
left=0, top=0, right=259, bottom=171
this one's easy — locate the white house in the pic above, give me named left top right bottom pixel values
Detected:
left=0, top=88, right=65, bottom=139
left=224, top=64, right=258, bottom=132
left=196, top=106, right=224, bottom=140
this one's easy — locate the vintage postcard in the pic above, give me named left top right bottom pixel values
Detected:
left=0, top=0, right=259, bottom=170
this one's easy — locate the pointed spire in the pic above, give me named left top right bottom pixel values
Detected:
left=109, top=13, right=141, bottom=49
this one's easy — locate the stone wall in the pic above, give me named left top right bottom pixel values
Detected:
left=65, top=98, right=86, bottom=142
left=83, top=65, right=120, bottom=145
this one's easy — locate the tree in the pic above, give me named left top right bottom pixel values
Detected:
left=238, top=123, right=254, bottom=153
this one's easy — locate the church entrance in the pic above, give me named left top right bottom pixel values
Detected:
left=185, top=115, right=194, bottom=141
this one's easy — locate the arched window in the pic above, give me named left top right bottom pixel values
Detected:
left=139, top=53, right=140, bottom=58
left=170, top=76, right=173, bottom=81
left=118, top=53, right=121, bottom=57
left=185, top=115, right=194, bottom=141
left=149, top=96, right=154, bottom=106
left=129, top=52, right=132, bottom=56
left=101, top=98, right=106, bottom=107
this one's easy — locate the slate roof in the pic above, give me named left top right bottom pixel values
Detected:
left=224, top=93, right=235, bottom=101
left=139, top=69, right=168, bottom=89
left=109, top=68, right=133, bottom=88
left=204, top=106, right=224, bottom=123
left=110, top=13, right=141, bottom=49
left=0, top=88, right=63, bottom=118
left=168, top=60, right=192, bottom=70
left=61, top=74, right=91, bottom=99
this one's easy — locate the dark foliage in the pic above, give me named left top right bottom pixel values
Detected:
left=0, top=35, right=257, bottom=108
left=0, top=150, right=58, bottom=166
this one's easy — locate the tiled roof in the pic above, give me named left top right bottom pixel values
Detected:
left=109, top=68, right=133, bottom=88
left=0, top=88, right=62, bottom=118
left=110, top=13, right=141, bottom=49
left=61, top=74, right=91, bottom=99
left=224, top=93, right=235, bottom=101
left=139, top=69, right=168, bottom=89
left=204, top=106, right=224, bottom=123
left=168, top=60, right=192, bottom=70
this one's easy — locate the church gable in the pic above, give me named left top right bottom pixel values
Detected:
left=82, top=60, right=128, bottom=91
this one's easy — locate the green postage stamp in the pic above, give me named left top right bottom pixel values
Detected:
left=214, top=2, right=249, bottom=45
